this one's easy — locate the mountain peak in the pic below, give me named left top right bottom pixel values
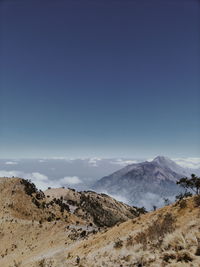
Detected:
left=152, top=156, right=171, bottom=164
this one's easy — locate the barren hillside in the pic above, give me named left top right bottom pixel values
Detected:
left=1, top=177, right=200, bottom=266
left=64, top=195, right=200, bottom=267
left=0, top=177, right=138, bottom=267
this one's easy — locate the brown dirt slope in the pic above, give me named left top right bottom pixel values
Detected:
left=1, top=178, right=200, bottom=266
left=0, top=177, right=139, bottom=267
left=65, top=195, right=200, bottom=267
left=45, top=188, right=138, bottom=227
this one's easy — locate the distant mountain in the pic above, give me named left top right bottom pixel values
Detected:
left=152, top=156, right=192, bottom=176
left=93, top=156, right=193, bottom=209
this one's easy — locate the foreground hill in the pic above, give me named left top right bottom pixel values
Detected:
left=0, top=177, right=138, bottom=267
left=1, top=177, right=200, bottom=266
left=94, top=156, right=190, bottom=209
left=41, top=195, right=200, bottom=267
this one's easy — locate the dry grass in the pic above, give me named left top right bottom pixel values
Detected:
left=1, top=178, right=200, bottom=267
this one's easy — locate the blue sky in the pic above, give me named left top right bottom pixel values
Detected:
left=0, top=0, right=199, bottom=158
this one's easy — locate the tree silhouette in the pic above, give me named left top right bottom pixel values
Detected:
left=177, top=174, right=200, bottom=195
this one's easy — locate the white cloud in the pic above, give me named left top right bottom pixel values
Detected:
left=59, top=176, right=82, bottom=185
left=0, top=170, right=21, bottom=177
left=88, top=157, right=102, bottom=167
left=5, top=161, right=18, bottom=165
left=108, top=193, right=130, bottom=204
left=38, top=159, right=47, bottom=163
left=135, top=192, right=175, bottom=210
left=110, top=159, right=138, bottom=166
left=0, top=170, right=49, bottom=190
left=0, top=170, right=82, bottom=191
left=173, top=158, right=200, bottom=169
left=50, top=157, right=67, bottom=160
left=97, top=190, right=130, bottom=205
left=29, top=172, right=48, bottom=181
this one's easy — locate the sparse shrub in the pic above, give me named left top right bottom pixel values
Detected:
left=195, top=245, right=200, bottom=256
left=126, top=235, right=134, bottom=247
left=147, top=212, right=176, bottom=242
left=162, top=252, right=176, bottom=262
left=114, top=239, right=123, bottom=248
left=8, top=203, right=14, bottom=208
left=177, top=251, right=193, bottom=262
left=20, top=179, right=38, bottom=196
left=52, top=197, right=70, bottom=213
left=176, top=191, right=192, bottom=201
left=134, top=232, right=147, bottom=248
left=47, top=214, right=55, bottom=222
left=32, top=197, right=41, bottom=208
left=60, top=202, right=70, bottom=213
left=163, top=198, right=170, bottom=206
left=195, top=238, right=200, bottom=256
left=66, top=199, right=77, bottom=205
left=121, top=255, right=131, bottom=262
left=194, top=195, right=200, bottom=207
left=134, top=212, right=176, bottom=249
left=41, top=202, right=46, bottom=209
left=179, top=199, right=187, bottom=209
left=13, top=260, right=22, bottom=267
left=36, top=190, right=45, bottom=200
left=38, top=259, right=46, bottom=267
left=135, top=207, right=147, bottom=216
left=80, top=230, right=86, bottom=238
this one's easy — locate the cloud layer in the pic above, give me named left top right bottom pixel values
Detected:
left=0, top=170, right=82, bottom=191
left=5, top=161, right=18, bottom=165
left=173, top=158, right=200, bottom=169
left=110, top=159, right=138, bottom=166
left=59, top=176, right=82, bottom=185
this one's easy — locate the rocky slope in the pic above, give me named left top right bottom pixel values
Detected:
left=0, top=177, right=139, bottom=267
left=64, top=194, right=200, bottom=267
left=93, top=156, right=190, bottom=209
left=2, top=177, right=200, bottom=266
left=44, top=187, right=139, bottom=227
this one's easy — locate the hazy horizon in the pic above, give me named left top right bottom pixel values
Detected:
left=0, top=155, right=200, bottom=209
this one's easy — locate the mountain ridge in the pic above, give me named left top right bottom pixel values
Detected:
left=93, top=156, right=191, bottom=209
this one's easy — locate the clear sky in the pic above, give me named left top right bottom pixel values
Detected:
left=0, top=0, right=199, bottom=158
